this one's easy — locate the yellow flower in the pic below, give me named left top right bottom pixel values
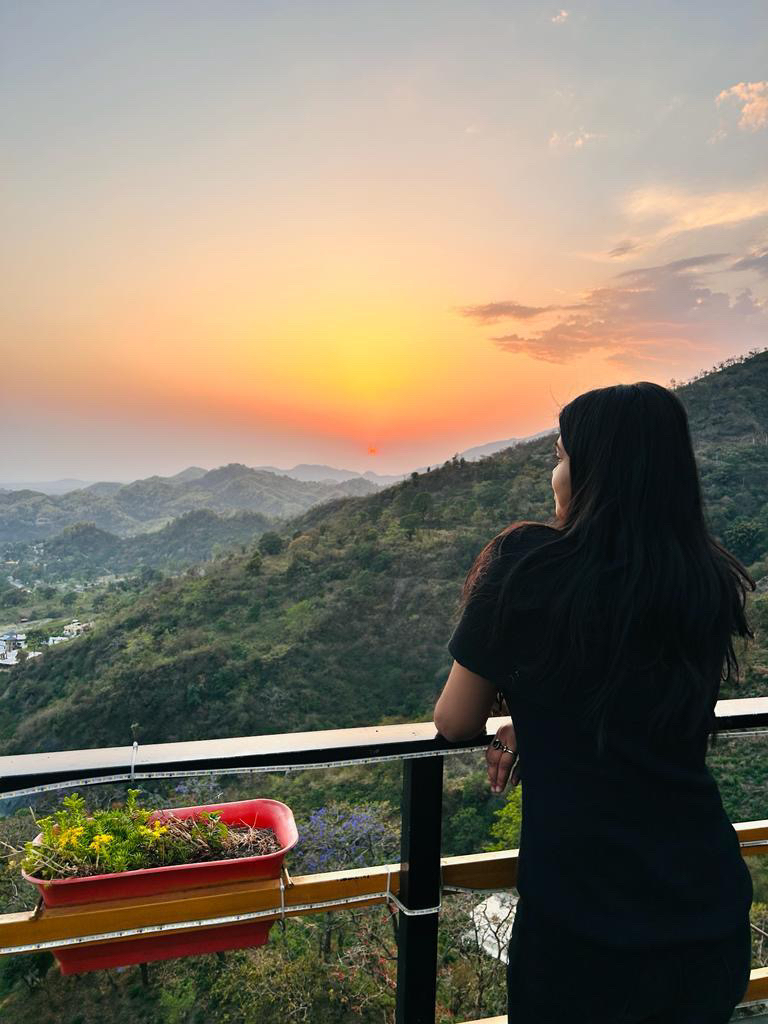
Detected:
left=58, top=826, right=85, bottom=848
left=88, top=833, right=113, bottom=852
left=138, top=821, right=168, bottom=842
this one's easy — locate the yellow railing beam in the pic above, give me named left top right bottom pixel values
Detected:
left=0, top=823, right=764, bottom=957
left=0, top=849, right=519, bottom=950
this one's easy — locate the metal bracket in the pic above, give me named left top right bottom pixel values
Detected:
left=384, top=866, right=442, bottom=918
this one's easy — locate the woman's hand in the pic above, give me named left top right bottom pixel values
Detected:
left=486, top=722, right=521, bottom=794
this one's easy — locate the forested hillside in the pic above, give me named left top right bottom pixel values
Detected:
left=1, top=350, right=767, bottom=755
left=5, top=509, right=276, bottom=583
left=0, top=463, right=377, bottom=543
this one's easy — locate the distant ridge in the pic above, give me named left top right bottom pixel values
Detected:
left=421, top=427, right=558, bottom=466
left=1, top=428, right=558, bottom=500
left=0, top=478, right=107, bottom=495
left=254, top=427, right=560, bottom=485
left=0, top=464, right=378, bottom=544
left=254, top=463, right=405, bottom=486
left=169, top=466, right=208, bottom=483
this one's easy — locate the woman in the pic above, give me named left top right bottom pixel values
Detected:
left=433, top=382, right=755, bottom=1023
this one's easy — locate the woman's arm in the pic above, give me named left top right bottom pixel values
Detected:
left=433, top=659, right=498, bottom=741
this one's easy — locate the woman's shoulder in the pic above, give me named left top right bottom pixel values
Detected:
left=496, top=520, right=562, bottom=556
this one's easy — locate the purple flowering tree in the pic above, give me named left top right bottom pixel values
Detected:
left=292, top=802, right=399, bottom=874
left=291, top=802, right=399, bottom=960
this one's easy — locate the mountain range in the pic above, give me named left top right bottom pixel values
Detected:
left=0, top=464, right=378, bottom=545
left=252, top=428, right=558, bottom=484
left=1, top=431, right=559, bottom=571
left=0, top=428, right=557, bottom=500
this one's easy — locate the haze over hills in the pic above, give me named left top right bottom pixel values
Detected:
left=253, top=430, right=558, bottom=484
left=1, top=427, right=558, bottom=497
left=0, top=429, right=560, bottom=560
left=253, top=463, right=406, bottom=485
left=445, top=428, right=558, bottom=463
left=0, top=429, right=558, bottom=579
left=1, top=350, right=766, bottom=755
left=0, top=464, right=378, bottom=544
left=0, top=479, right=102, bottom=496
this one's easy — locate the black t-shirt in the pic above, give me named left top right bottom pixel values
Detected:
left=447, top=524, right=753, bottom=948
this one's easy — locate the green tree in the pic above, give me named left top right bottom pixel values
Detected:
left=722, top=517, right=765, bottom=564
left=258, top=531, right=285, bottom=556
left=0, top=952, right=53, bottom=995
left=412, top=491, right=433, bottom=522
left=22, top=630, right=47, bottom=651
left=485, top=786, right=523, bottom=851
left=399, top=512, right=420, bottom=540
left=245, top=549, right=263, bottom=575
left=476, top=480, right=507, bottom=511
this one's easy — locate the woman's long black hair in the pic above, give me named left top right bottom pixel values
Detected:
left=461, top=381, right=756, bottom=757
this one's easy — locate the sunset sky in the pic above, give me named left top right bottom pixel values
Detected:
left=2, top=1, right=767, bottom=481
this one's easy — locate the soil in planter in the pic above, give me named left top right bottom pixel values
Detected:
left=204, top=822, right=283, bottom=859
left=123, top=816, right=284, bottom=870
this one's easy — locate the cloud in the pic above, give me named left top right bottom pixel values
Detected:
left=457, top=299, right=586, bottom=323
left=608, top=239, right=640, bottom=258
left=580, top=187, right=768, bottom=265
left=622, top=182, right=768, bottom=246
left=716, top=81, right=768, bottom=132
left=457, top=301, right=559, bottom=323
left=551, top=10, right=569, bottom=23
left=548, top=129, right=600, bottom=151
left=613, top=253, right=731, bottom=277
left=730, top=247, right=768, bottom=276
left=465, top=252, right=768, bottom=364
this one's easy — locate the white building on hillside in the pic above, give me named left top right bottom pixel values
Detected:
left=63, top=620, right=93, bottom=637
left=0, top=648, right=41, bottom=668
left=463, top=892, right=519, bottom=964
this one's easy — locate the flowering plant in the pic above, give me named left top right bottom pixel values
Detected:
left=15, top=790, right=280, bottom=880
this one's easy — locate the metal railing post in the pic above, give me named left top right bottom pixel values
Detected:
left=395, top=754, right=444, bottom=1024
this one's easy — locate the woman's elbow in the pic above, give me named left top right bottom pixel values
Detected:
left=433, top=711, right=480, bottom=743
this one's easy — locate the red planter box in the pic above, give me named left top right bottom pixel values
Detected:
left=22, top=797, right=299, bottom=974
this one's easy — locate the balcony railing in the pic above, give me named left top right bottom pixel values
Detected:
left=0, top=695, right=767, bottom=1024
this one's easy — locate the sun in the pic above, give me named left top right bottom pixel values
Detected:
left=367, top=446, right=378, bottom=456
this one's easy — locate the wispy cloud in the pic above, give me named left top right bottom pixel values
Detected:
left=457, top=300, right=579, bottom=323
left=548, top=129, right=601, bottom=152
left=608, top=239, right=640, bottom=259
left=460, top=253, right=768, bottom=364
left=551, top=9, right=569, bottom=23
left=731, top=247, right=768, bottom=276
left=622, top=182, right=768, bottom=247
left=715, top=81, right=768, bottom=132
